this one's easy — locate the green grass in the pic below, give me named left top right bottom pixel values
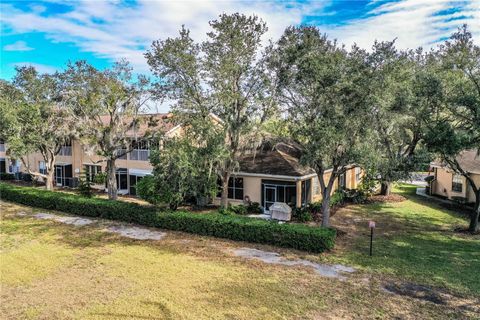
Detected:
left=324, top=183, right=480, bottom=296
left=0, top=184, right=479, bottom=319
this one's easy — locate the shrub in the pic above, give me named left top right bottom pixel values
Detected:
left=77, top=178, right=93, bottom=198
left=0, top=183, right=336, bottom=252
left=342, top=188, right=368, bottom=204
left=292, top=207, right=313, bottom=222
left=93, top=172, right=107, bottom=185
left=0, top=173, right=15, bottom=181
left=330, top=190, right=345, bottom=207
left=246, top=202, right=262, bottom=214
left=136, top=175, right=162, bottom=206
left=229, top=204, right=247, bottom=215
left=219, top=204, right=248, bottom=215
left=307, top=201, right=322, bottom=214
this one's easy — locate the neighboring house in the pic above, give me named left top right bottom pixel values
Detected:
left=429, top=150, right=480, bottom=204
left=214, top=142, right=362, bottom=209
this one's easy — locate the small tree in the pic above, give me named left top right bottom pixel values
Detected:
left=61, top=60, right=150, bottom=200
left=146, top=13, right=275, bottom=207
left=0, top=68, right=72, bottom=190
left=145, top=118, right=225, bottom=210
left=272, top=26, right=374, bottom=227
left=425, top=26, right=480, bottom=233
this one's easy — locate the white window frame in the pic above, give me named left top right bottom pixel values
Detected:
left=355, top=167, right=361, bottom=183
left=84, top=165, right=101, bottom=182
left=39, top=161, right=47, bottom=175
left=452, top=174, right=463, bottom=193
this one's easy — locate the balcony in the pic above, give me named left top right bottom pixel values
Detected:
left=58, top=146, right=72, bottom=156
left=130, top=149, right=150, bottom=161
left=115, top=149, right=127, bottom=160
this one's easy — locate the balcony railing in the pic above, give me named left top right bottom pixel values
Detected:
left=115, top=149, right=127, bottom=160
left=58, top=146, right=72, bottom=156
left=130, top=149, right=150, bottom=161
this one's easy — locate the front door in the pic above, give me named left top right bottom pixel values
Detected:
left=264, top=186, right=277, bottom=211
left=55, top=166, right=63, bottom=186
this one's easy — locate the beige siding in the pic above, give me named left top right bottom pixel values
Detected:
left=432, top=167, right=477, bottom=203
left=312, top=166, right=362, bottom=202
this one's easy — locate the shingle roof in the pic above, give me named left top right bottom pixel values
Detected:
left=238, top=142, right=316, bottom=177
left=98, top=113, right=176, bottom=137
left=432, top=149, right=480, bottom=174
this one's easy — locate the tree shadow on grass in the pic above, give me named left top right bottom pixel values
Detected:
left=345, top=227, right=480, bottom=296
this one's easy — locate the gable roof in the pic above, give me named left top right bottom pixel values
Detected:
left=432, top=149, right=480, bottom=175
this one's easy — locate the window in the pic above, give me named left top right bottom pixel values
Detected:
left=452, top=174, right=463, bottom=192
left=84, top=165, right=101, bottom=182
left=0, top=139, right=5, bottom=152
left=39, top=161, right=47, bottom=175
left=129, top=175, right=143, bottom=195
left=338, top=173, right=346, bottom=189
left=228, top=177, right=244, bottom=200
left=116, top=168, right=128, bottom=190
left=312, top=177, right=321, bottom=195
left=58, top=140, right=72, bottom=156
left=130, top=140, right=150, bottom=161
left=355, top=167, right=361, bottom=183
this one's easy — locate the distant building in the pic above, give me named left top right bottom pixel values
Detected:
left=429, top=150, right=480, bottom=204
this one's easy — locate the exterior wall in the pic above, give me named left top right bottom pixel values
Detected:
left=432, top=167, right=477, bottom=203
left=12, top=139, right=154, bottom=190
left=215, top=166, right=363, bottom=207
left=312, top=166, right=362, bottom=202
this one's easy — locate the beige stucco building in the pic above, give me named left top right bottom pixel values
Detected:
left=2, top=114, right=362, bottom=210
left=2, top=114, right=179, bottom=196
left=429, top=150, right=480, bottom=204
left=215, top=142, right=362, bottom=209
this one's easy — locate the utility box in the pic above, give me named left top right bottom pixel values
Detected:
left=270, top=202, right=292, bottom=221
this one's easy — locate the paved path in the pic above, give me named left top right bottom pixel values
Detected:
left=416, top=188, right=457, bottom=205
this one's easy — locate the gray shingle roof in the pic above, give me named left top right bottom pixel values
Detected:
left=432, top=149, right=480, bottom=174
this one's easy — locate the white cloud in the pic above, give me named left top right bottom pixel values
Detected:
left=0, top=1, right=320, bottom=72
left=11, top=62, right=57, bottom=74
left=1, top=0, right=478, bottom=72
left=3, top=40, right=34, bottom=51
left=318, top=0, right=480, bottom=50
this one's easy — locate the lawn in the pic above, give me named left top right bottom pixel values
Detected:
left=1, top=184, right=479, bottom=319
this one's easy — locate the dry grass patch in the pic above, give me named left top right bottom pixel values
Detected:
left=0, top=199, right=477, bottom=319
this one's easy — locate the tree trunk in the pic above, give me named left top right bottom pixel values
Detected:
left=45, top=156, right=56, bottom=191
left=468, top=191, right=480, bottom=233
left=380, top=181, right=392, bottom=196
left=220, top=172, right=230, bottom=208
left=45, top=169, right=55, bottom=191
left=321, top=190, right=331, bottom=227
left=106, top=159, right=117, bottom=200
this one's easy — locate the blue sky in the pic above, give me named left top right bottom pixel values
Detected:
left=1, top=0, right=479, bottom=81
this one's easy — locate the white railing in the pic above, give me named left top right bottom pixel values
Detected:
left=130, top=149, right=150, bottom=161
left=115, top=149, right=127, bottom=160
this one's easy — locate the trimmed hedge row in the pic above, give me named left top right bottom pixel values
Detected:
left=0, top=183, right=336, bottom=252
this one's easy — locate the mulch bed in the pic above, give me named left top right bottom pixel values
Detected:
left=367, top=194, right=406, bottom=203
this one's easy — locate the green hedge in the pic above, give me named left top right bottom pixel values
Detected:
left=0, top=183, right=336, bottom=252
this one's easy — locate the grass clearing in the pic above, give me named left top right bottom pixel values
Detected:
left=324, top=184, right=480, bottom=297
left=1, top=184, right=479, bottom=319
